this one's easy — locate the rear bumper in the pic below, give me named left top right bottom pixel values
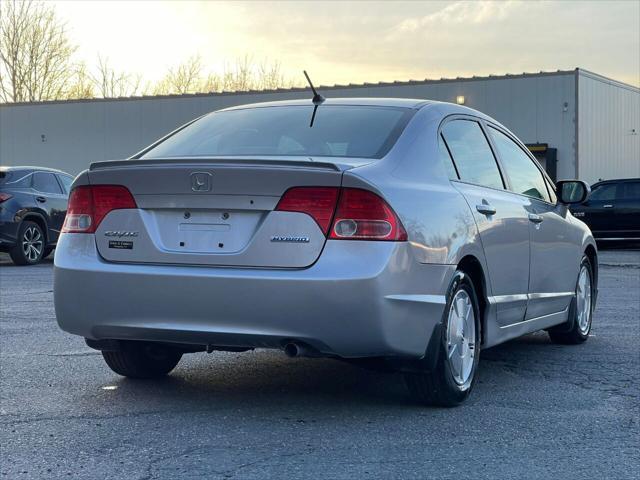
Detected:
left=54, top=234, right=454, bottom=358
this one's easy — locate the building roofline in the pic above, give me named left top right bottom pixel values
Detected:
left=577, top=68, right=640, bottom=93
left=1, top=68, right=636, bottom=108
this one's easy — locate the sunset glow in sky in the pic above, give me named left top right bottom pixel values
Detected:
left=52, top=0, right=640, bottom=87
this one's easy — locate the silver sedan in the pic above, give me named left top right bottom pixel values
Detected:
left=54, top=98, right=597, bottom=406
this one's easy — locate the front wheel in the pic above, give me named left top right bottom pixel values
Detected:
left=102, top=341, right=182, bottom=379
left=548, top=256, right=594, bottom=344
left=405, top=271, right=481, bottom=407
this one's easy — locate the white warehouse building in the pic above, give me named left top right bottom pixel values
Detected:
left=0, top=68, right=638, bottom=185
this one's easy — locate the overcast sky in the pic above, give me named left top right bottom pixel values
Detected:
left=52, top=0, right=640, bottom=87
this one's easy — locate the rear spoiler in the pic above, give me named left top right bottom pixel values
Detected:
left=89, top=157, right=365, bottom=172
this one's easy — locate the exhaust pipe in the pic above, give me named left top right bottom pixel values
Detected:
left=283, top=342, right=316, bottom=358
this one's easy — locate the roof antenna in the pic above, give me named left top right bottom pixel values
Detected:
left=303, top=70, right=325, bottom=127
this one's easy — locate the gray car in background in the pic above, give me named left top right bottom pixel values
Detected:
left=54, top=98, right=597, bottom=406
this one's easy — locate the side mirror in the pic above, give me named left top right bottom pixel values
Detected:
left=556, top=180, right=590, bottom=205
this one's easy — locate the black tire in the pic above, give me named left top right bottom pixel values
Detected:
left=9, top=221, right=45, bottom=265
left=102, top=341, right=182, bottom=379
left=405, top=271, right=481, bottom=407
left=548, top=255, right=594, bottom=345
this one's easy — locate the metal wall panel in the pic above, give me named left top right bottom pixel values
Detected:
left=578, top=71, right=640, bottom=184
left=1, top=73, right=577, bottom=176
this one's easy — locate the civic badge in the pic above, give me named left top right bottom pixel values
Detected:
left=191, top=172, right=212, bottom=192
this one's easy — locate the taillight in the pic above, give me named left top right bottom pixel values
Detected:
left=62, top=185, right=136, bottom=233
left=0, top=193, right=12, bottom=203
left=330, top=188, right=407, bottom=241
left=275, top=187, right=340, bottom=235
left=275, top=186, right=407, bottom=241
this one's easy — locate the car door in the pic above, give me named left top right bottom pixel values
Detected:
left=32, top=172, right=67, bottom=243
left=574, top=182, right=619, bottom=238
left=616, top=181, right=640, bottom=238
left=486, top=125, right=578, bottom=320
left=441, top=118, right=530, bottom=327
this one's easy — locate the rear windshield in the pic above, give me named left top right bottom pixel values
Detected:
left=140, top=105, right=415, bottom=160
left=0, top=169, right=30, bottom=185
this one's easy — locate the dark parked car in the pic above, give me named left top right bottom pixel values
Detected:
left=0, top=166, right=74, bottom=265
left=570, top=178, right=640, bottom=242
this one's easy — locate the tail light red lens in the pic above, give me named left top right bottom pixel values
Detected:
left=330, top=188, right=407, bottom=241
left=275, top=186, right=407, bottom=241
left=275, top=187, right=340, bottom=235
left=0, top=193, right=12, bottom=203
left=62, top=185, right=136, bottom=233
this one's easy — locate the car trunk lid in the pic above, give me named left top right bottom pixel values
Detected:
left=88, top=159, right=346, bottom=268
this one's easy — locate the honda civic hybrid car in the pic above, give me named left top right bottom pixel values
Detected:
left=54, top=98, right=597, bottom=406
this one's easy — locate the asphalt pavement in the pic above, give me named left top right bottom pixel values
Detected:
left=1, top=250, right=638, bottom=479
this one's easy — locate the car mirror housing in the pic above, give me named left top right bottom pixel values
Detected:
left=556, top=180, right=590, bottom=205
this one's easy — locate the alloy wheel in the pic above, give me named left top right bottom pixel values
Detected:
left=446, top=289, right=476, bottom=388
left=22, top=226, right=43, bottom=262
left=576, top=265, right=592, bottom=335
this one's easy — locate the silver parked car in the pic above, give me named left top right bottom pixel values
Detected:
left=54, top=98, right=597, bottom=406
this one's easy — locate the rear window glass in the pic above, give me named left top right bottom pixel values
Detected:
left=0, top=170, right=30, bottom=186
left=140, top=105, right=414, bottom=160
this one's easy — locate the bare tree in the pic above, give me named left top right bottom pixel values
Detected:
left=0, top=0, right=76, bottom=102
left=154, top=55, right=204, bottom=95
left=92, top=55, right=142, bottom=98
left=65, top=62, right=95, bottom=99
left=154, top=55, right=296, bottom=95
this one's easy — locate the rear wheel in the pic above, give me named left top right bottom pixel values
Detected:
left=102, top=341, right=182, bottom=379
left=9, top=221, right=45, bottom=265
left=405, top=272, right=481, bottom=407
left=548, top=256, right=594, bottom=344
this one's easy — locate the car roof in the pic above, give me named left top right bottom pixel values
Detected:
left=219, top=97, right=436, bottom=112
left=592, top=178, right=640, bottom=187
left=0, top=166, right=71, bottom=175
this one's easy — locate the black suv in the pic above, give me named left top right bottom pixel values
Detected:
left=0, top=166, right=74, bottom=265
left=570, top=178, right=640, bottom=242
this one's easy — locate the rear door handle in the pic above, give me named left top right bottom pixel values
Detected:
left=36, top=196, right=46, bottom=203
left=476, top=204, right=496, bottom=216
left=603, top=204, right=614, bottom=208
left=528, top=213, right=544, bottom=224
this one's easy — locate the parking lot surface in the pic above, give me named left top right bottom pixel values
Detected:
left=1, top=250, right=639, bottom=479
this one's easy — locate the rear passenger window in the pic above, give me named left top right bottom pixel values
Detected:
left=33, top=172, right=63, bottom=194
left=441, top=120, right=504, bottom=190
left=438, top=134, right=458, bottom=179
left=488, top=126, right=550, bottom=202
left=621, top=182, right=640, bottom=200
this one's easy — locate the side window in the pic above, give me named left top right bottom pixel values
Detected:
left=32, top=172, right=63, bottom=194
left=589, top=184, right=618, bottom=201
left=488, top=126, right=550, bottom=202
left=621, top=182, right=640, bottom=200
left=58, top=175, right=74, bottom=193
left=441, top=120, right=503, bottom=189
left=438, top=134, right=458, bottom=179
